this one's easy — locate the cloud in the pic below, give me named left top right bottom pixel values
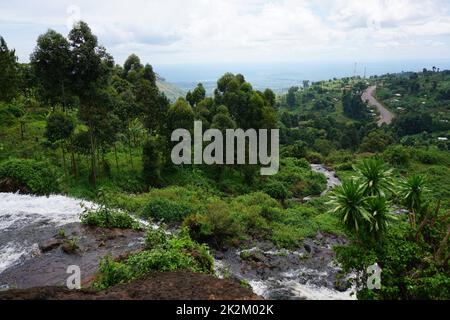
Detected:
left=1, top=0, right=450, bottom=63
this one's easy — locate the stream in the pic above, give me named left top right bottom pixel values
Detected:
left=213, top=164, right=354, bottom=300
left=0, top=165, right=354, bottom=299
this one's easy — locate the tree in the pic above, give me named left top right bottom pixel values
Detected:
left=0, top=37, right=19, bottom=102
left=69, top=21, right=115, bottom=186
left=30, top=30, right=72, bottom=109
left=286, top=86, right=298, bottom=109
left=211, top=105, right=236, bottom=131
left=329, top=179, right=371, bottom=237
left=45, top=111, right=75, bottom=174
left=393, top=112, right=433, bottom=137
left=342, top=89, right=368, bottom=120
left=167, top=98, right=195, bottom=133
left=360, top=130, right=394, bottom=153
left=136, top=77, right=169, bottom=135
left=142, top=138, right=162, bottom=187
left=399, top=174, right=429, bottom=229
left=354, top=158, right=393, bottom=197
left=123, top=54, right=143, bottom=82
left=186, top=83, right=206, bottom=107
left=263, top=88, right=276, bottom=108
left=214, top=73, right=276, bottom=130
left=143, top=64, right=156, bottom=86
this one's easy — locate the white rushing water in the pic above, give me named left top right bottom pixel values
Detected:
left=0, top=193, right=93, bottom=274
left=0, top=193, right=93, bottom=231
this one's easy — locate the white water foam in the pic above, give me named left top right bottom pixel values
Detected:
left=0, top=242, right=40, bottom=273
left=0, top=192, right=94, bottom=231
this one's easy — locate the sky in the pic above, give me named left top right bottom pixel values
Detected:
left=1, top=0, right=450, bottom=66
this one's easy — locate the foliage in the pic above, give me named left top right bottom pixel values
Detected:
left=94, top=228, right=214, bottom=289
left=80, top=205, right=140, bottom=229
left=0, top=158, right=60, bottom=194
left=141, top=198, right=194, bottom=222
left=0, top=37, right=20, bottom=102
left=354, top=158, right=393, bottom=196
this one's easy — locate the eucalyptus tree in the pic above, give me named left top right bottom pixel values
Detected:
left=0, top=36, right=19, bottom=102
left=30, top=30, right=72, bottom=110
left=68, top=21, right=115, bottom=187
left=186, top=83, right=206, bottom=107
left=45, top=111, right=75, bottom=174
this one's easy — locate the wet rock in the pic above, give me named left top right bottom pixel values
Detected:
left=0, top=178, right=30, bottom=194
left=334, top=279, right=352, bottom=292
left=0, top=285, right=10, bottom=292
left=304, top=244, right=312, bottom=253
left=61, top=240, right=78, bottom=255
left=39, top=238, right=62, bottom=252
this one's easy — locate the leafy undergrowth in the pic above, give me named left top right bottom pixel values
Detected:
left=80, top=204, right=141, bottom=230
left=94, top=228, right=214, bottom=290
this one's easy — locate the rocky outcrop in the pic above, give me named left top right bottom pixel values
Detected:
left=0, top=271, right=261, bottom=300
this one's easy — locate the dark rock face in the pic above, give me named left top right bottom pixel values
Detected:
left=0, top=178, right=30, bottom=194
left=0, top=271, right=261, bottom=300
left=0, top=223, right=145, bottom=289
left=39, top=238, right=63, bottom=253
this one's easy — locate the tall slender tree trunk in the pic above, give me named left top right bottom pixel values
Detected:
left=114, top=144, right=119, bottom=173
left=89, top=125, right=97, bottom=188
left=61, top=144, right=67, bottom=174
left=71, top=150, right=77, bottom=177
left=128, top=139, right=134, bottom=170
left=61, top=82, right=66, bottom=112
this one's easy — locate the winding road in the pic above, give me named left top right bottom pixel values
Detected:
left=362, top=85, right=394, bottom=126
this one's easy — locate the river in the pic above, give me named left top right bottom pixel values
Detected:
left=0, top=165, right=353, bottom=299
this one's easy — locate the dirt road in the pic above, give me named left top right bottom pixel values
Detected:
left=362, top=85, right=394, bottom=126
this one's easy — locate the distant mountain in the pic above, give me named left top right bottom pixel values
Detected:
left=155, top=74, right=185, bottom=102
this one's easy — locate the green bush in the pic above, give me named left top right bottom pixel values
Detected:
left=145, top=228, right=168, bottom=248
left=80, top=205, right=140, bottom=230
left=383, top=145, right=410, bottom=167
left=263, top=181, right=291, bottom=201
left=141, top=198, right=193, bottom=222
left=183, top=202, right=244, bottom=247
left=94, top=228, right=213, bottom=289
left=0, top=158, right=60, bottom=194
left=413, top=149, right=439, bottom=164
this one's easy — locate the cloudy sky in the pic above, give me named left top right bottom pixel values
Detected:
left=1, top=0, right=450, bottom=65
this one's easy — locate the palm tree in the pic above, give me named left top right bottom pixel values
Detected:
left=354, top=158, right=393, bottom=197
left=398, top=174, right=429, bottom=229
left=328, top=179, right=372, bottom=238
left=365, top=196, right=393, bottom=239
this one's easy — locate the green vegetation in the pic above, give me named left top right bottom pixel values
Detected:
left=0, top=158, right=60, bottom=194
left=94, top=228, right=213, bottom=289
left=80, top=190, right=141, bottom=229
left=330, top=158, right=449, bottom=299
left=0, top=24, right=448, bottom=299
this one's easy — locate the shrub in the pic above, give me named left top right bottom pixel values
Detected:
left=80, top=205, right=140, bottom=230
left=0, top=158, right=60, bottom=194
left=141, top=198, right=193, bottom=222
left=183, top=202, right=243, bottom=247
left=383, top=145, right=410, bottom=167
left=413, top=149, right=439, bottom=165
left=305, top=151, right=323, bottom=164
left=264, top=181, right=291, bottom=201
left=94, top=228, right=213, bottom=289
left=145, top=228, right=168, bottom=249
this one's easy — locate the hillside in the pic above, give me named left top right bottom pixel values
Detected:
left=155, top=74, right=185, bottom=102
